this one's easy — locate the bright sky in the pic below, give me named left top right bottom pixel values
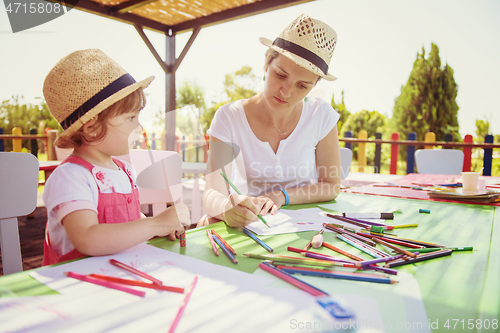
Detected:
left=1, top=0, right=499, bottom=138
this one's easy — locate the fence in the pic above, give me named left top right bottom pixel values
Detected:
left=1, top=128, right=498, bottom=176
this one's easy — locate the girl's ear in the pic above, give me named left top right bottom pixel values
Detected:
left=82, top=117, right=99, bottom=137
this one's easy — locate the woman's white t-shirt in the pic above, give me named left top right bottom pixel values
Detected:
left=207, top=97, right=339, bottom=196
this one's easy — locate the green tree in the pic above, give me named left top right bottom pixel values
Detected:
left=154, top=81, right=206, bottom=138
left=200, top=66, right=259, bottom=132
left=391, top=43, right=460, bottom=142
left=340, top=110, right=387, bottom=163
left=475, top=119, right=489, bottom=142
left=330, top=90, right=350, bottom=131
left=0, top=96, right=61, bottom=151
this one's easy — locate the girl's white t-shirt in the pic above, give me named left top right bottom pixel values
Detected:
left=42, top=160, right=136, bottom=256
left=207, top=97, right=339, bottom=196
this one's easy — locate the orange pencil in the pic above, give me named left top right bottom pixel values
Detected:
left=322, top=241, right=364, bottom=261
left=211, top=229, right=236, bottom=255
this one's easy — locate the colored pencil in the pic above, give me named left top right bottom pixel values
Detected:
left=258, top=262, right=327, bottom=297
left=109, top=259, right=162, bottom=285
left=405, top=246, right=473, bottom=254
left=287, top=247, right=357, bottom=264
left=244, top=253, right=348, bottom=268
left=322, top=242, right=364, bottom=261
left=206, top=230, right=219, bottom=256
left=356, top=254, right=405, bottom=267
left=343, top=212, right=394, bottom=220
left=242, top=228, right=274, bottom=252
left=372, top=237, right=417, bottom=258
left=336, top=234, right=382, bottom=258
left=325, top=213, right=371, bottom=228
left=89, top=274, right=184, bottom=293
left=212, top=234, right=238, bottom=264
left=323, top=223, right=377, bottom=247
left=276, top=265, right=398, bottom=284
left=179, top=232, right=186, bottom=247
left=220, top=172, right=270, bottom=228
left=325, top=213, right=387, bottom=227
left=375, top=234, right=443, bottom=248
left=168, top=276, right=198, bottom=333
left=211, top=229, right=236, bottom=255
left=354, top=233, right=425, bottom=249
left=342, top=234, right=392, bottom=257
left=385, top=249, right=453, bottom=267
left=303, top=229, right=324, bottom=250
left=65, top=271, right=145, bottom=297
left=391, top=223, right=419, bottom=229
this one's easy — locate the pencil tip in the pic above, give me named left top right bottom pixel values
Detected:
left=243, top=253, right=249, bottom=257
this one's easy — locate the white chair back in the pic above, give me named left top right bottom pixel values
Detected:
left=339, top=148, right=352, bottom=180
left=414, top=149, right=464, bottom=175
left=0, top=152, right=39, bottom=274
left=115, top=149, right=182, bottom=216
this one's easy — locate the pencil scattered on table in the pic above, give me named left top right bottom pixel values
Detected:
left=168, top=276, right=198, bottom=333
left=242, top=228, right=274, bottom=252
left=220, top=171, right=270, bottom=228
left=65, top=271, right=146, bottom=297
left=109, top=259, right=163, bottom=285
left=89, top=274, right=184, bottom=293
left=206, top=230, right=219, bottom=256
left=211, top=229, right=236, bottom=255
left=212, top=234, right=238, bottom=264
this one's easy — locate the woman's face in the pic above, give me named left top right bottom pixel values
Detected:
left=263, top=54, right=319, bottom=111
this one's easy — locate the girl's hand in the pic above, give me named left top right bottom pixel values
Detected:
left=152, top=203, right=191, bottom=240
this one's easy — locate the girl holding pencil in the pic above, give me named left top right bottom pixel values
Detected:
left=201, top=14, right=342, bottom=228
left=42, top=49, right=190, bottom=265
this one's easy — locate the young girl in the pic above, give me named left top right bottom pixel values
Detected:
left=42, top=49, right=190, bottom=265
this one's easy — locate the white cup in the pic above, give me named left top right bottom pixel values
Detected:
left=462, top=172, right=480, bottom=190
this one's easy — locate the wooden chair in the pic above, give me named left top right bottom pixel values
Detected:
left=0, top=152, right=39, bottom=275
left=414, top=149, right=464, bottom=175
left=115, top=149, right=182, bottom=216
left=340, top=147, right=353, bottom=180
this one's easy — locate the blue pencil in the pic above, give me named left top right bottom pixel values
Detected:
left=336, top=234, right=381, bottom=258
left=277, top=265, right=397, bottom=284
left=212, top=235, right=238, bottom=264
left=243, top=228, right=274, bottom=252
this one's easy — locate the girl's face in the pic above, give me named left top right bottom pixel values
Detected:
left=263, top=54, right=319, bottom=111
left=98, top=109, right=142, bottom=156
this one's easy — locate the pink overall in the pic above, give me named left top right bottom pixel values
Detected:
left=43, top=156, right=141, bottom=266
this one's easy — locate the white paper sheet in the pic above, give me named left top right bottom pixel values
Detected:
left=246, top=208, right=335, bottom=235
left=0, top=243, right=336, bottom=333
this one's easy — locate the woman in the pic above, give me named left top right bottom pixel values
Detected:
left=201, top=14, right=342, bottom=228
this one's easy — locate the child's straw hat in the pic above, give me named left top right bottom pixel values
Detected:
left=259, top=14, right=337, bottom=81
left=43, top=49, right=154, bottom=138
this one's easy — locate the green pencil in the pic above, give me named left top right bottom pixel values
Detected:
left=220, top=172, right=270, bottom=228
left=243, top=253, right=345, bottom=267
left=409, top=247, right=473, bottom=254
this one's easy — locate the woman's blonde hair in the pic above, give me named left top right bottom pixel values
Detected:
left=55, top=88, right=146, bottom=149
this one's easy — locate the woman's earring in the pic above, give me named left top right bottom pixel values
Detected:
left=304, top=96, right=308, bottom=102
left=263, top=75, right=266, bottom=81
left=93, top=133, right=97, bottom=138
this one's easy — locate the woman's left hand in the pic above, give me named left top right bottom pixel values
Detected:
left=257, top=190, right=286, bottom=216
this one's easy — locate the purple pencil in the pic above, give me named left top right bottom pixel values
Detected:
left=357, top=254, right=405, bottom=267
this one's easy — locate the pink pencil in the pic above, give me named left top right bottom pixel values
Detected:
left=168, top=276, right=198, bottom=333
left=206, top=230, right=219, bottom=256
left=65, top=271, right=145, bottom=297
left=109, top=259, right=163, bottom=285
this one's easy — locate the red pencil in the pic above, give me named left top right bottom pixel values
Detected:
left=89, top=274, right=184, bottom=293
left=211, top=229, right=236, bottom=255
left=109, top=259, right=163, bottom=285
left=168, top=276, right=198, bottom=333
left=65, top=271, right=145, bottom=297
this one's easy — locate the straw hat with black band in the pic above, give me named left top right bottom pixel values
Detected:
left=259, top=14, right=337, bottom=81
left=43, top=49, right=154, bottom=139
